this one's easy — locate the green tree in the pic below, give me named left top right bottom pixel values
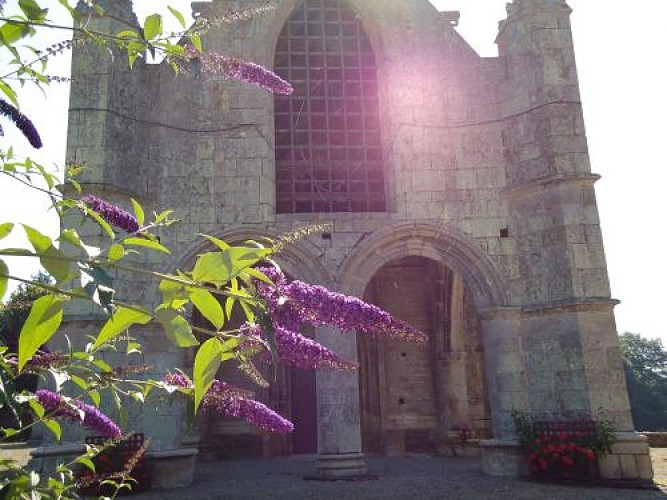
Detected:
left=619, top=332, right=667, bottom=431
left=0, top=271, right=52, bottom=353
left=0, top=272, right=51, bottom=440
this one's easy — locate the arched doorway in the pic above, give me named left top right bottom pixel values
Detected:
left=358, top=256, right=491, bottom=455
left=191, top=292, right=318, bottom=459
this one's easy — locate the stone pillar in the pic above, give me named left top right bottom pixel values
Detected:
left=445, top=276, right=470, bottom=429
left=311, top=326, right=368, bottom=479
left=478, top=307, right=528, bottom=477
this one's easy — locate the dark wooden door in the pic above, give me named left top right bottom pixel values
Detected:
left=290, top=367, right=317, bottom=454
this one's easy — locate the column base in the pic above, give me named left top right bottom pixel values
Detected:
left=305, top=452, right=374, bottom=480
left=599, top=432, right=653, bottom=481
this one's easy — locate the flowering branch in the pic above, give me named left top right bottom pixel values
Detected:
left=184, top=44, right=293, bottom=95
left=36, top=389, right=122, bottom=439
left=0, top=98, right=43, bottom=148
left=163, top=373, right=294, bottom=434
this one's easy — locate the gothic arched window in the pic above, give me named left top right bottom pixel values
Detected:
left=274, top=0, right=385, bottom=213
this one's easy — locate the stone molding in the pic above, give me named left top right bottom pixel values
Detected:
left=500, top=173, right=600, bottom=201
left=338, top=222, right=508, bottom=308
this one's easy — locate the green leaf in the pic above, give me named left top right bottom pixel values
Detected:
left=1, top=427, right=19, bottom=438
left=239, top=299, right=255, bottom=323
left=190, top=34, right=202, bottom=53
left=18, top=295, right=68, bottom=372
left=168, top=6, right=186, bottom=28
left=70, top=179, right=82, bottom=194
left=58, top=228, right=84, bottom=250
left=70, top=375, right=88, bottom=391
left=242, top=267, right=273, bottom=286
left=43, top=419, right=62, bottom=441
left=80, top=265, right=115, bottom=313
left=92, top=359, right=112, bottom=373
left=0, top=22, right=33, bottom=47
left=58, top=0, right=80, bottom=21
left=190, top=288, right=224, bottom=330
left=22, top=225, right=74, bottom=283
left=191, top=247, right=269, bottom=285
left=108, top=243, right=125, bottom=262
left=84, top=207, right=115, bottom=239
left=0, top=223, right=14, bottom=240
left=155, top=306, right=199, bottom=347
left=116, top=29, right=141, bottom=40
left=199, top=234, right=229, bottom=251
left=220, top=338, right=240, bottom=353
left=158, top=278, right=190, bottom=305
left=19, top=0, right=47, bottom=20
left=0, top=259, right=7, bottom=301
left=88, top=389, right=101, bottom=407
left=28, top=399, right=45, bottom=419
left=124, top=236, right=171, bottom=254
left=225, top=296, right=235, bottom=322
left=76, top=456, right=95, bottom=472
left=127, top=341, right=141, bottom=354
left=93, top=306, right=152, bottom=349
left=130, top=198, right=145, bottom=226
left=193, top=338, right=223, bottom=413
left=143, top=13, right=163, bottom=40
left=154, top=209, right=173, bottom=224
left=0, top=81, right=19, bottom=107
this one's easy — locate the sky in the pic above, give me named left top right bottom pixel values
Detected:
left=1, top=1, right=666, bottom=343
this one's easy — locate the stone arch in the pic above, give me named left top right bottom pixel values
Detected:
left=355, top=252, right=494, bottom=454
left=266, top=0, right=387, bottom=67
left=339, top=223, right=508, bottom=309
left=174, top=228, right=331, bottom=286
left=339, top=223, right=507, bottom=454
left=175, top=229, right=325, bottom=458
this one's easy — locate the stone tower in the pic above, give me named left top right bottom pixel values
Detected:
left=53, top=0, right=651, bottom=485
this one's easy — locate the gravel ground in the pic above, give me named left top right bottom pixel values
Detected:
left=132, top=455, right=666, bottom=500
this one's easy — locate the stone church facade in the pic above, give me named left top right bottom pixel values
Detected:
left=54, top=0, right=651, bottom=486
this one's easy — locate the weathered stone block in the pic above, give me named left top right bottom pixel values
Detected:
left=618, top=454, right=638, bottom=479
left=599, top=454, right=621, bottom=479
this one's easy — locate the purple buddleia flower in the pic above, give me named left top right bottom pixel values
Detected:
left=23, top=352, right=68, bottom=372
left=0, top=98, right=43, bottom=148
left=283, top=280, right=428, bottom=342
left=254, top=267, right=428, bottom=343
left=184, top=44, right=293, bottom=96
left=241, top=324, right=357, bottom=371
left=36, top=389, right=122, bottom=438
left=162, top=373, right=293, bottom=434
left=163, top=372, right=190, bottom=388
left=201, top=380, right=294, bottom=434
left=81, top=195, right=140, bottom=234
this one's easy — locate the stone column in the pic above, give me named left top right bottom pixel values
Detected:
left=446, top=276, right=470, bottom=429
left=478, top=307, right=528, bottom=477
left=311, top=326, right=368, bottom=479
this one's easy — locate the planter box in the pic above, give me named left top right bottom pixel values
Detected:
left=77, top=433, right=150, bottom=497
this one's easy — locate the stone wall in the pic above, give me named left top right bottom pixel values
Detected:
left=61, top=0, right=647, bottom=484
